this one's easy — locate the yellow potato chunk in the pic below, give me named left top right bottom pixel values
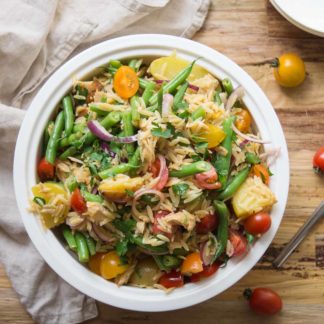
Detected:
left=99, top=175, right=144, bottom=201
left=232, top=176, right=277, bottom=219
left=148, top=55, right=209, bottom=82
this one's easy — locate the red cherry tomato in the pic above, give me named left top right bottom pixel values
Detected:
left=313, top=146, right=324, bottom=174
left=150, top=158, right=160, bottom=178
left=196, top=213, right=218, bottom=234
left=191, top=262, right=220, bottom=282
left=244, top=212, right=271, bottom=235
left=150, top=157, right=169, bottom=191
left=152, top=211, right=172, bottom=239
left=245, top=287, right=282, bottom=316
left=229, top=230, right=247, bottom=256
left=159, top=270, right=184, bottom=289
left=194, top=166, right=221, bottom=190
left=37, top=157, right=55, bottom=182
left=70, top=188, right=87, bottom=214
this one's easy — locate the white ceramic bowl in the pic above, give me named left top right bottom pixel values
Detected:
left=14, top=34, right=289, bottom=312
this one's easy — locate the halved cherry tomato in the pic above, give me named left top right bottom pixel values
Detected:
left=251, top=164, right=270, bottom=185
left=244, top=212, right=271, bottom=235
left=245, top=287, right=282, bottom=316
left=70, top=188, right=87, bottom=214
left=158, top=270, right=184, bottom=288
left=229, top=230, right=247, bottom=257
left=194, top=166, right=222, bottom=190
left=150, top=157, right=169, bottom=191
left=196, top=213, right=218, bottom=234
left=88, top=253, right=104, bottom=275
left=37, top=157, right=55, bottom=182
left=113, top=66, right=139, bottom=99
left=199, top=124, right=226, bottom=148
left=150, top=158, right=160, bottom=177
left=272, top=53, right=305, bottom=88
left=180, top=252, right=203, bottom=275
left=152, top=210, right=172, bottom=239
left=313, top=146, right=324, bottom=175
left=190, top=262, right=220, bottom=282
left=100, top=251, right=129, bottom=280
left=234, top=109, right=252, bottom=133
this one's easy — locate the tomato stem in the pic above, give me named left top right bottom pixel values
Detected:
left=270, top=58, right=279, bottom=68
left=313, top=166, right=323, bottom=175
left=243, top=288, right=253, bottom=300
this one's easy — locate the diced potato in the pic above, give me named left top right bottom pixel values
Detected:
left=232, top=176, right=277, bottom=219
left=148, top=55, right=209, bottom=82
left=99, top=175, right=144, bottom=201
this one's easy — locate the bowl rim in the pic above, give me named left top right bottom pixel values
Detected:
left=13, top=34, right=290, bottom=312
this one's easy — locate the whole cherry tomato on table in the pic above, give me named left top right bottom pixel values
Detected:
left=244, top=212, right=272, bottom=235
left=271, top=53, right=306, bottom=88
left=313, top=146, right=324, bottom=175
left=244, top=287, right=282, bottom=316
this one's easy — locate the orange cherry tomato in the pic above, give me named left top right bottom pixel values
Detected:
left=272, top=53, right=306, bottom=88
left=113, top=66, right=139, bottom=99
left=244, top=212, right=271, bottom=235
left=190, top=262, right=220, bottom=282
left=234, top=109, right=252, bottom=133
left=100, top=251, right=129, bottom=280
left=88, top=253, right=104, bottom=275
left=251, top=164, right=270, bottom=185
left=180, top=252, right=203, bottom=275
left=70, top=188, right=87, bottom=214
left=158, top=270, right=184, bottom=288
left=37, top=157, right=55, bottom=182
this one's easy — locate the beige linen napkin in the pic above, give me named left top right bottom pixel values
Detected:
left=0, top=0, right=210, bottom=323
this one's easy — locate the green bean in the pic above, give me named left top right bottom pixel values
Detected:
left=214, top=89, right=222, bottom=106
left=222, top=78, right=233, bottom=95
left=169, top=161, right=211, bottom=178
left=82, top=191, right=104, bottom=203
left=66, top=176, right=78, bottom=192
left=157, top=84, right=164, bottom=113
left=84, top=233, right=96, bottom=256
left=214, top=117, right=235, bottom=188
left=132, top=235, right=168, bottom=254
left=89, top=105, right=109, bottom=116
left=33, top=196, right=45, bottom=206
left=173, top=81, right=188, bottom=111
left=98, top=163, right=132, bottom=179
left=142, top=82, right=155, bottom=106
left=128, top=147, right=141, bottom=177
left=245, top=152, right=261, bottom=165
left=62, top=95, right=74, bottom=136
left=45, top=111, right=65, bottom=164
left=62, top=225, right=77, bottom=251
left=109, top=60, right=122, bottom=69
left=217, top=166, right=251, bottom=201
left=213, top=201, right=229, bottom=260
left=128, top=59, right=137, bottom=70
left=75, top=232, right=90, bottom=263
left=153, top=255, right=168, bottom=270
left=162, top=255, right=181, bottom=269
left=130, top=96, right=141, bottom=127
left=43, top=121, right=54, bottom=154
left=149, top=59, right=197, bottom=105
left=122, top=111, right=135, bottom=156
left=59, top=146, right=77, bottom=160
left=191, top=106, right=206, bottom=120
left=59, top=132, right=83, bottom=148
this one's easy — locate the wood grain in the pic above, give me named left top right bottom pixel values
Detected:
left=1, top=0, right=324, bottom=322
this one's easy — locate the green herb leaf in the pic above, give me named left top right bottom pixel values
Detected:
left=115, top=238, right=129, bottom=256
left=172, top=183, right=189, bottom=197
left=125, top=189, right=134, bottom=197
left=151, top=123, right=175, bottom=139
left=245, top=152, right=261, bottom=165
left=113, top=219, right=136, bottom=235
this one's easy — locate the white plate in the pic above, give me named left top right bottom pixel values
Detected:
left=271, top=0, right=324, bottom=37
left=13, top=34, right=290, bottom=312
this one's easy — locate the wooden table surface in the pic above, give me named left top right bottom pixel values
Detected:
left=1, top=1, right=324, bottom=323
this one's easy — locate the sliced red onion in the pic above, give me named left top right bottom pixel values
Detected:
left=225, top=86, right=244, bottom=112
left=154, top=79, right=199, bottom=92
left=87, top=120, right=137, bottom=143
left=101, top=142, right=116, bottom=158
left=162, top=94, right=174, bottom=117
left=91, top=186, right=98, bottom=195
left=200, top=234, right=218, bottom=266
left=92, top=224, right=115, bottom=243
left=260, top=147, right=281, bottom=166
left=239, top=139, right=250, bottom=149
left=232, top=123, right=271, bottom=144
left=151, top=155, right=169, bottom=191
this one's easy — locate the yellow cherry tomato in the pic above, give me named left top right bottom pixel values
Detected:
left=88, top=253, right=105, bottom=275
left=272, top=53, right=306, bottom=88
left=199, top=123, right=226, bottom=148
left=234, top=109, right=252, bottom=133
left=180, top=252, right=203, bottom=275
left=100, top=251, right=129, bottom=280
left=113, top=66, right=139, bottom=99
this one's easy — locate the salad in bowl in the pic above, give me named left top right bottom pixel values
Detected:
left=29, top=53, right=278, bottom=291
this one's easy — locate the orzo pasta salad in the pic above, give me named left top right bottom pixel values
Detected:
left=30, top=54, right=277, bottom=291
